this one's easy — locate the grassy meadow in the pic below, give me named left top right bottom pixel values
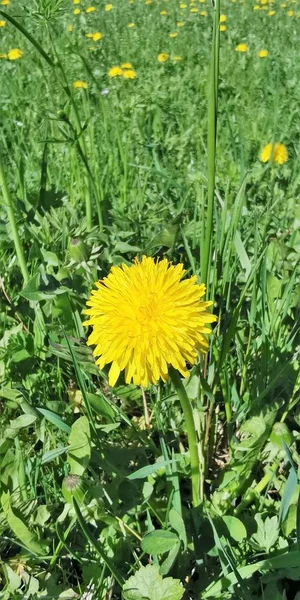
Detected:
left=0, top=0, right=300, bottom=597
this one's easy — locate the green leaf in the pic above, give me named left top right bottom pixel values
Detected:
left=68, top=416, right=91, bottom=476
left=128, top=460, right=177, bottom=480
left=168, top=508, right=187, bottom=550
left=2, top=564, right=21, bottom=593
left=19, top=272, right=56, bottom=301
left=122, top=564, right=184, bottom=600
left=141, top=530, right=179, bottom=555
left=87, top=392, right=115, bottom=422
left=37, top=408, right=71, bottom=433
left=4, top=500, right=46, bottom=556
left=279, top=443, right=298, bottom=525
left=222, top=515, right=247, bottom=543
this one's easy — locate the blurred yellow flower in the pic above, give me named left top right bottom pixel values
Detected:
left=169, top=32, right=178, bottom=37
left=200, top=10, right=207, bottom=15
left=260, top=143, right=288, bottom=165
left=258, top=49, right=268, bottom=57
left=108, top=66, right=123, bottom=77
left=177, top=20, right=185, bottom=26
left=0, top=53, right=8, bottom=58
left=145, top=0, right=151, bottom=4
left=190, top=7, right=198, bottom=12
left=128, top=22, right=135, bottom=27
left=179, top=3, right=187, bottom=7
left=220, top=24, right=226, bottom=30
left=235, top=43, right=248, bottom=52
left=86, top=6, right=96, bottom=12
left=172, top=55, right=182, bottom=60
left=8, top=48, right=23, bottom=60
left=86, top=32, right=94, bottom=38
left=281, top=3, right=286, bottom=6
left=0, top=19, right=6, bottom=26
left=267, top=10, right=275, bottom=15
left=67, top=24, right=73, bottom=31
left=105, top=3, right=113, bottom=10
left=157, top=52, right=169, bottom=62
left=93, top=32, right=102, bottom=40
left=220, top=14, right=227, bottom=21
left=261, top=0, right=268, bottom=4
left=121, top=62, right=133, bottom=68
left=287, top=10, right=294, bottom=15
left=73, top=0, right=80, bottom=3
left=1, top=0, right=10, bottom=5
left=74, top=8, right=80, bottom=14
left=253, top=4, right=260, bottom=9
left=73, top=80, right=88, bottom=88
left=160, top=9, right=167, bottom=14
left=123, top=69, right=136, bottom=79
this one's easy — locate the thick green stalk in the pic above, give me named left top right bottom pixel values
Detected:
left=170, top=368, right=201, bottom=508
left=201, top=0, right=220, bottom=288
left=0, top=161, right=29, bottom=285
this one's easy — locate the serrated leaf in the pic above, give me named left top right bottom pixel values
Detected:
left=122, top=564, right=184, bottom=600
left=141, top=530, right=179, bottom=555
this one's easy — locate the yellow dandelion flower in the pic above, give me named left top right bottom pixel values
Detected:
left=281, top=3, right=286, bottom=6
left=1, top=0, right=10, bottom=5
left=177, top=20, right=185, bottom=26
left=73, top=80, right=88, bottom=88
left=67, top=24, right=73, bottom=31
left=220, top=24, right=226, bottom=30
left=145, top=0, right=151, bottom=4
left=169, top=32, right=178, bottom=37
left=74, top=8, right=80, bottom=14
left=160, top=9, right=168, bottom=14
left=199, top=0, right=205, bottom=3
left=267, top=10, right=275, bottom=15
left=180, top=3, right=187, bottom=7
left=190, top=7, right=198, bottom=12
left=260, top=0, right=268, bottom=4
left=287, top=9, right=294, bottom=15
left=128, top=22, right=135, bottom=27
left=0, top=20, right=6, bottom=26
left=105, top=3, right=113, bottom=10
left=84, top=256, right=217, bottom=387
left=258, top=49, right=268, bottom=57
left=253, top=4, right=260, bottom=9
left=73, top=0, right=80, bottom=3
left=93, top=32, right=102, bottom=40
left=8, top=48, right=23, bottom=60
left=121, top=62, right=133, bottom=68
left=157, top=52, right=169, bottom=62
left=260, top=143, right=288, bottom=165
left=235, top=43, right=248, bottom=52
left=108, top=66, right=123, bottom=77
left=86, top=32, right=94, bottom=38
left=172, top=54, right=182, bottom=60
left=200, top=10, right=207, bottom=15
left=86, top=6, right=96, bottom=12
left=123, top=68, right=136, bottom=78
left=0, top=53, right=7, bottom=58
left=220, top=13, right=227, bottom=21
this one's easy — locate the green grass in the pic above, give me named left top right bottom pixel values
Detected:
left=0, top=0, right=300, bottom=598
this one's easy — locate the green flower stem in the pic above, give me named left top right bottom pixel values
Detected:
left=170, top=368, right=201, bottom=508
left=0, top=160, right=29, bottom=285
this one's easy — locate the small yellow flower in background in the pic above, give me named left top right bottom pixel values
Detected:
left=220, top=14, right=227, bottom=22
left=145, top=0, right=151, bottom=4
left=267, top=10, right=275, bottom=15
left=169, top=32, right=178, bottom=37
left=200, top=10, right=207, bottom=15
left=172, top=55, right=182, bottom=61
left=179, top=3, right=187, bottom=8
left=123, top=68, right=136, bottom=79
left=67, top=24, right=73, bottom=32
left=0, top=53, right=8, bottom=58
left=177, top=20, right=185, bottom=26
left=0, top=19, right=6, bottom=26
left=190, top=7, right=198, bottom=12
left=73, top=0, right=80, bottom=3
left=253, top=5, right=260, bottom=9
left=86, top=6, right=96, bottom=12
left=84, top=256, right=217, bottom=387
left=86, top=32, right=94, bottom=38
left=105, top=3, right=113, bottom=10
left=121, top=62, right=133, bottom=69
left=160, top=9, right=167, bottom=14
left=74, top=8, right=80, bottom=14
left=93, top=32, right=102, bottom=41
left=8, top=48, right=23, bottom=60
left=157, top=52, right=169, bottom=62
left=258, top=49, right=268, bottom=57
left=1, top=0, right=10, bottom=5
left=281, top=3, right=286, bottom=6
left=128, top=22, right=135, bottom=27
left=235, top=43, right=248, bottom=52
left=220, top=24, right=226, bottom=30
left=260, top=143, right=288, bottom=165
left=260, top=0, right=268, bottom=4
left=108, top=66, right=123, bottom=77
left=287, top=9, right=294, bottom=15
left=73, top=80, right=88, bottom=89
left=199, top=0, right=205, bottom=3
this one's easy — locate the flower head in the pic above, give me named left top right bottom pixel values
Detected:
left=200, top=10, right=207, bottom=15
left=68, top=24, right=73, bottom=32
left=128, top=22, right=135, bottom=27
left=1, top=0, right=10, bottom=5
left=260, top=143, right=288, bottom=165
left=172, top=55, right=182, bottom=61
left=86, top=6, right=96, bottom=12
left=73, top=0, right=80, bottom=3
left=108, top=66, right=123, bottom=77
left=190, top=7, right=198, bottom=12
left=177, top=20, right=185, bottom=26
left=235, top=43, right=248, bottom=52
left=287, top=10, right=294, bottom=15
left=8, top=48, right=23, bottom=60
left=220, top=24, right=226, bottom=30
left=160, top=9, right=167, bottom=14
left=84, top=256, right=217, bottom=387
left=157, top=52, right=169, bottom=62
left=74, top=8, right=80, bottom=14
left=0, top=53, right=7, bottom=58
left=105, top=3, right=113, bottom=10
left=123, top=68, right=136, bottom=79
left=73, top=80, right=88, bottom=88
left=267, top=10, right=275, bottom=15
left=258, top=49, right=268, bottom=57
left=220, top=14, right=227, bottom=22
left=169, top=32, right=178, bottom=37
left=92, top=32, right=102, bottom=40
left=179, top=3, right=187, bottom=7
left=121, top=62, right=133, bottom=69
left=0, top=20, right=6, bottom=26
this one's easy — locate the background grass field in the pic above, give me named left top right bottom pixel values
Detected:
left=0, top=0, right=300, bottom=598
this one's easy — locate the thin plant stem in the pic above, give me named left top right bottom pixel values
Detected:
left=170, top=368, right=201, bottom=508
left=0, top=160, right=29, bottom=285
